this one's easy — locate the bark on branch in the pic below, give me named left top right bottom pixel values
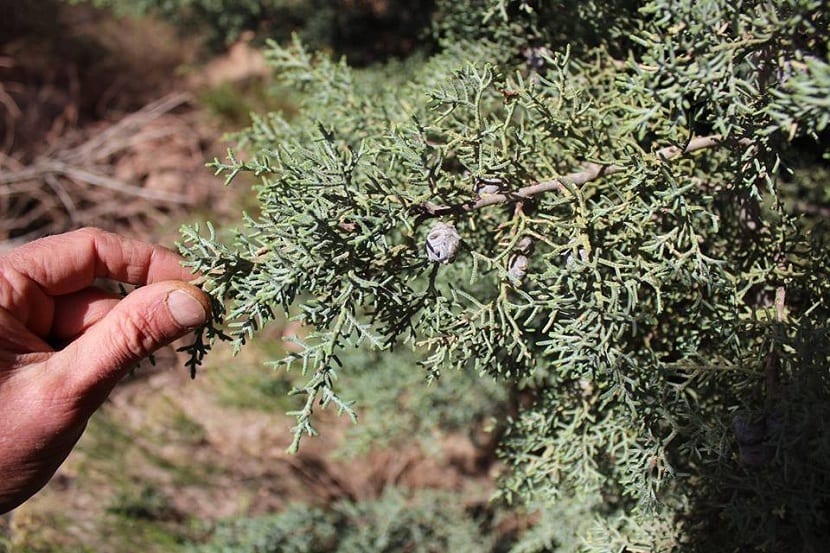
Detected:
left=417, top=134, right=750, bottom=218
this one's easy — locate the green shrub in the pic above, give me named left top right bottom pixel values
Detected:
left=68, top=0, right=434, bottom=56
left=188, top=488, right=500, bottom=553
left=68, top=0, right=301, bottom=48
left=180, top=0, right=830, bottom=550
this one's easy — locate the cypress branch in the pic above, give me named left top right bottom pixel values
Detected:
left=178, top=0, right=830, bottom=549
left=418, top=134, right=752, bottom=217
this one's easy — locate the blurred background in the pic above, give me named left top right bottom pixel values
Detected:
left=0, top=2, right=526, bottom=552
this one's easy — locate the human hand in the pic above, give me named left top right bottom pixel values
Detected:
left=0, top=228, right=210, bottom=513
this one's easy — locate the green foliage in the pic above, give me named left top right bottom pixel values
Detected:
left=68, top=0, right=302, bottom=48
left=107, top=485, right=177, bottom=521
left=68, top=0, right=435, bottom=56
left=187, top=488, right=499, bottom=553
left=179, top=0, right=830, bottom=550
left=333, top=345, right=508, bottom=456
left=198, top=78, right=297, bottom=130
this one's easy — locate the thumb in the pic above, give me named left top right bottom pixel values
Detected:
left=56, top=281, right=210, bottom=400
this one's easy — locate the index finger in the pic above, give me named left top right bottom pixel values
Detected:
left=1, top=227, right=195, bottom=296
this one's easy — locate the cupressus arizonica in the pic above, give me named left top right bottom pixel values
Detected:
left=178, top=0, right=830, bottom=550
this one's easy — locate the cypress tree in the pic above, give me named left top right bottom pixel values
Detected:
left=178, top=1, right=830, bottom=549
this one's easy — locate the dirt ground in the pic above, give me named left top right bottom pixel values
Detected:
left=8, top=347, right=496, bottom=550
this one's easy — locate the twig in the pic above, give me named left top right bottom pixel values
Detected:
left=418, top=134, right=750, bottom=217
left=44, top=161, right=191, bottom=204
left=765, top=285, right=786, bottom=404
left=0, top=91, right=203, bottom=249
left=44, top=174, right=78, bottom=225
left=0, top=82, right=22, bottom=152
left=0, top=151, right=23, bottom=171
left=0, top=160, right=191, bottom=203
left=0, top=91, right=194, bottom=204
left=59, top=92, right=191, bottom=163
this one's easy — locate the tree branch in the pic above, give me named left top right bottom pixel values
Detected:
left=417, top=134, right=749, bottom=218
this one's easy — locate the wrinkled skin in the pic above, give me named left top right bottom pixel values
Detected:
left=0, top=228, right=210, bottom=513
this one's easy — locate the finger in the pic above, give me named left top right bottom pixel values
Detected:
left=52, top=281, right=210, bottom=403
left=0, top=307, right=53, bottom=355
left=1, top=227, right=196, bottom=296
left=50, top=287, right=122, bottom=341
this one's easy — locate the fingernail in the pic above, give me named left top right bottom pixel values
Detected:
left=167, top=289, right=208, bottom=329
